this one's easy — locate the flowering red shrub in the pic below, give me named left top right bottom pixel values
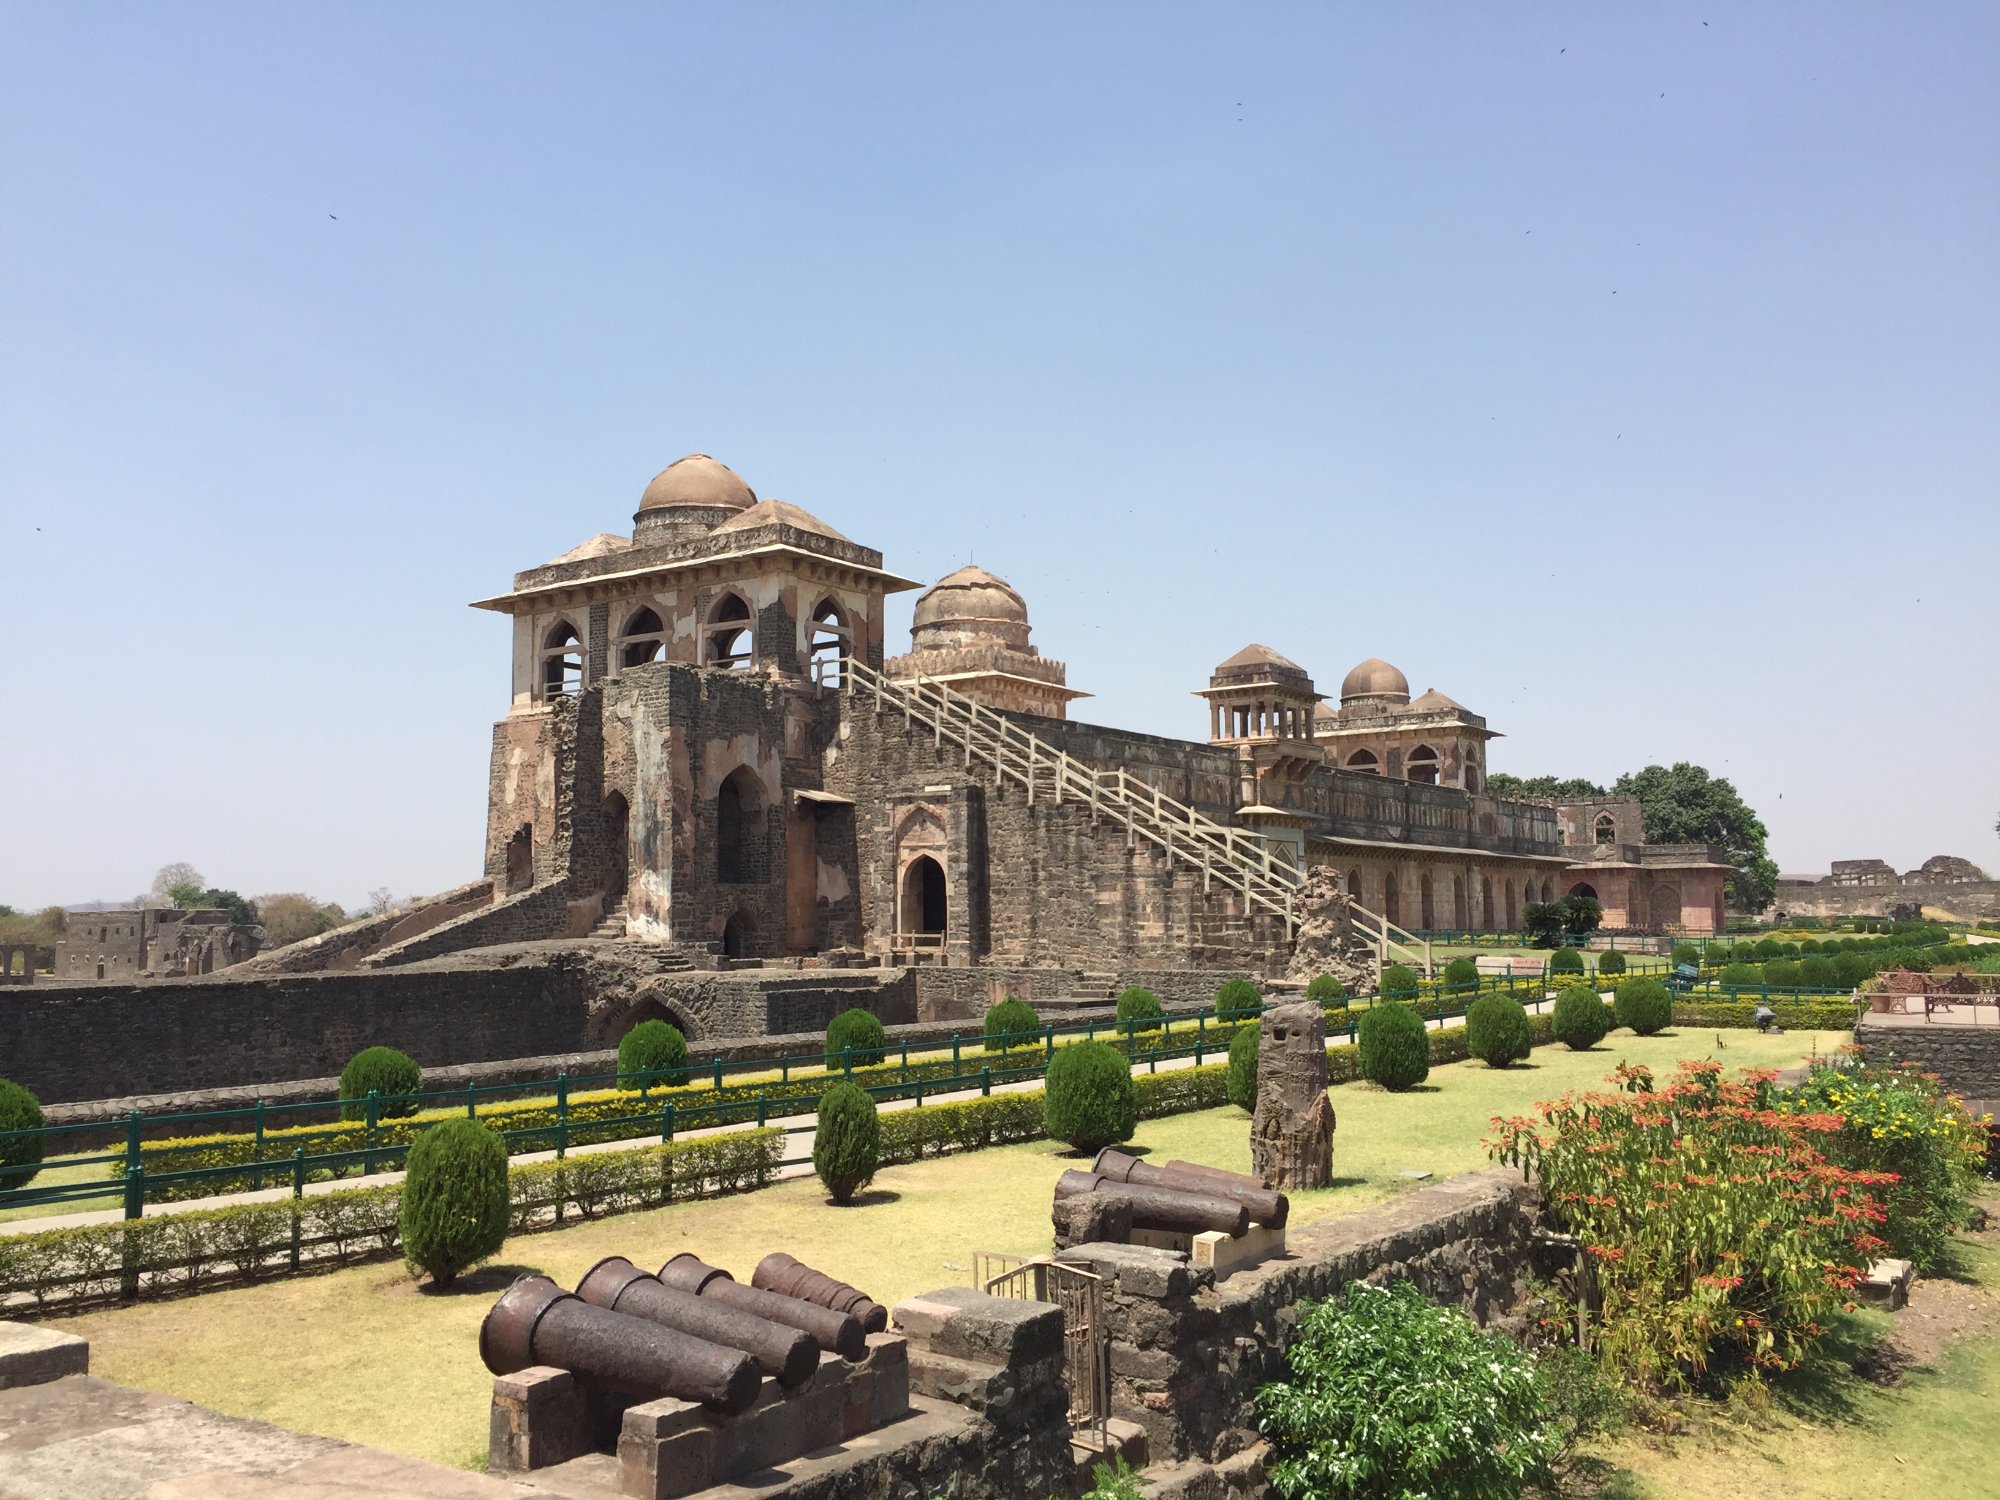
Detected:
left=1490, top=1060, right=1893, bottom=1391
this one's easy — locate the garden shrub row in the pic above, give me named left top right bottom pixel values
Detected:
left=0, top=1129, right=783, bottom=1312
left=115, top=1016, right=1268, bottom=1199
left=1670, top=1000, right=1859, bottom=1031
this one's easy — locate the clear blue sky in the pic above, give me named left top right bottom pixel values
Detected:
left=3, top=3, right=1995, bottom=911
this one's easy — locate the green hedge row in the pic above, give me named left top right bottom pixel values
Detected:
left=1, top=1130, right=782, bottom=1312
left=116, top=1020, right=1267, bottom=1201
left=1671, top=1000, right=1859, bottom=1032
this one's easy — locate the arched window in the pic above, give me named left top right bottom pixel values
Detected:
left=1406, top=744, right=1439, bottom=786
left=1420, top=872, right=1435, bottom=929
left=1504, top=879, right=1518, bottom=931
left=1593, top=813, right=1616, bottom=845
left=716, top=767, right=764, bottom=882
left=1382, top=871, right=1401, bottom=927
left=809, top=597, right=850, bottom=687
left=540, top=620, right=584, bottom=698
left=618, top=607, right=667, bottom=669
left=705, top=593, right=754, bottom=670
left=1346, top=749, right=1380, bottom=774
left=1481, top=875, right=1494, bottom=929
left=1464, top=765, right=1481, bottom=793
left=1347, top=868, right=1364, bottom=906
left=505, top=824, right=534, bottom=894
left=1451, top=874, right=1466, bottom=928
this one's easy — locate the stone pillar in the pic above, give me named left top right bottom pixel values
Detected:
left=1250, top=1003, right=1334, bottom=1190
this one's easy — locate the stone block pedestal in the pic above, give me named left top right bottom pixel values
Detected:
left=0, top=1321, right=89, bottom=1389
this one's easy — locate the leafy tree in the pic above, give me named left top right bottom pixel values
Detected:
left=166, top=882, right=205, bottom=909
left=1485, top=774, right=1608, bottom=801
left=617, top=1020, right=690, bottom=1087
left=812, top=1083, right=880, bottom=1204
left=1358, top=1002, right=1429, bottom=1091
left=1611, top=763, right=1777, bottom=913
left=1551, top=985, right=1611, bottom=1050
left=255, top=893, right=347, bottom=947
left=149, top=863, right=205, bottom=902
left=1043, top=1042, right=1137, bottom=1152
left=400, top=1120, right=508, bottom=1287
left=1465, top=994, right=1532, bottom=1068
left=1523, top=902, right=1567, bottom=949
left=1561, top=895, right=1602, bottom=937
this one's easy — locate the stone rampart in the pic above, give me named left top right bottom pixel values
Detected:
left=1855, top=1017, right=2000, bottom=1098
left=1056, top=1166, right=1540, bottom=1466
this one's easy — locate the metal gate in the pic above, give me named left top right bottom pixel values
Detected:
left=972, top=1251, right=1110, bottom=1450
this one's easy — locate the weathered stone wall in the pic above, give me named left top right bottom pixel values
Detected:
left=0, top=954, right=913, bottom=1106
left=1055, top=1166, right=1540, bottom=1466
left=1856, top=1018, right=2000, bottom=1098
left=1779, top=879, right=2000, bottom=921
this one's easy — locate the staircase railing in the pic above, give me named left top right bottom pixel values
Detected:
left=827, top=658, right=1430, bottom=971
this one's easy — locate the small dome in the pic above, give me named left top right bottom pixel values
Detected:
left=913, top=566, right=1029, bottom=631
left=637, top=453, right=756, bottom=514
left=1339, top=656, right=1410, bottom=705
left=712, top=499, right=852, bottom=543
left=911, top=565, right=1031, bottom=652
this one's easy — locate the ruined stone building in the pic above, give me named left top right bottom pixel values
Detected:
left=417, top=452, right=1728, bottom=974
left=1778, top=854, right=2000, bottom=922
left=53, top=907, right=263, bottom=981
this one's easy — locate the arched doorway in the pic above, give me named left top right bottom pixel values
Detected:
left=722, top=908, right=756, bottom=959
left=1451, top=874, right=1466, bottom=928
left=1504, top=879, right=1518, bottom=930
left=1382, top=871, right=1401, bottom=928
left=1481, top=875, right=1494, bottom=929
left=716, top=767, right=763, bottom=883
left=1419, top=872, right=1435, bottom=929
left=1347, top=868, right=1364, bottom=906
left=1650, top=884, right=1683, bottom=929
left=603, top=791, right=629, bottom=898
left=900, top=855, right=947, bottom=949
left=1567, top=881, right=1598, bottom=901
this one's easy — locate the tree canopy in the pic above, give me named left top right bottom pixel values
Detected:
left=1484, top=773, right=1607, bottom=801
left=1612, top=762, right=1776, bottom=913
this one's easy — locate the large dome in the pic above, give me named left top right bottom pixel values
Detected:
left=911, top=565, right=1031, bottom=652
left=637, top=453, right=756, bottom=514
left=1339, top=656, right=1410, bottom=706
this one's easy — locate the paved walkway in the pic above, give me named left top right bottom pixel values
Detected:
left=0, top=995, right=1563, bottom=1240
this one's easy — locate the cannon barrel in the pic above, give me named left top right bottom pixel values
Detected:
left=1093, top=1148, right=1288, bottom=1228
left=751, top=1253, right=888, bottom=1334
left=1054, top=1169, right=1250, bottom=1237
left=657, top=1253, right=867, bottom=1361
left=480, top=1275, right=760, bottom=1415
left=577, top=1257, right=818, bottom=1388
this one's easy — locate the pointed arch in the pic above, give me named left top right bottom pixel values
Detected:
left=1406, top=744, right=1440, bottom=786
left=540, top=619, right=584, bottom=698
left=715, top=765, right=767, bottom=883
left=809, top=596, right=850, bottom=687
left=618, top=606, right=667, bottom=669
left=704, top=591, right=754, bottom=670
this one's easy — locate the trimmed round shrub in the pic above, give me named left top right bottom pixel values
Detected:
left=1720, top=962, right=1763, bottom=988
left=1115, top=987, right=1164, bottom=1034
left=1707, top=943, right=1735, bottom=967
left=399, top=1119, right=508, bottom=1288
left=1548, top=947, right=1586, bottom=976
left=983, top=997, right=1040, bottom=1053
left=339, top=1046, right=422, bottom=1121
left=0, top=1080, right=45, bottom=1190
left=1442, top=957, right=1480, bottom=996
left=1753, top=938, right=1782, bottom=960
left=1043, top=1041, right=1137, bottom=1153
left=1226, top=1024, right=1260, bottom=1112
left=1465, top=994, right=1533, bottom=1068
left=1799, top=955, right=1837, bottom=989
left=1379, top=964, right=1421, bottom=1001
left=618, top=1019, right=690, bottom=1089
left=1215, top=977, right=1263, bottom=1019
left=1304, top=973, right=1346, bottom=1005
left=811, top=1082, right=880, bottom=1204
left=1614, top=977, right=1673, bottom=1036
left=1764, top=959, right=1804, bottom=988
left=1358, top=1002, right=1430, bottom=1091
left=1671, top=943, right=1702, bottom=969
left=827, top=1008, right=887, bottom=1067
left=1551, top=983, right=1612, bottom=1050
left=1596, top=949, right=1626, bottom=976
left=1833, top=953, right=1871, bottom=988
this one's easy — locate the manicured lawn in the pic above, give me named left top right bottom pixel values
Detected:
left=1585, top=1230, right=2000, bottom=1499
left=52, top=1027, right=1847, bottom=1470
left=0, top=1155, right=119, bottom=1223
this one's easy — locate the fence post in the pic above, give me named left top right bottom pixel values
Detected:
left=365, top=1090, right=380, bottom=1175
left=914, top=1080, right=924, bottom=1107
left=1045, top=1025, right=1055, bottom=1062
left=123, top=1163, right=144, bottom=1221
left=781, top=1055, right=791, bottom=1084
left=556, top=1071, right=569, bottom=1160
left=980, top=1066, right=992, bottom=1097
left=952, top=1034, right=961, bottom=1069
left=289, top=1148, right=306, bottom=1271
left=252, top=1099, right=267, bottom=1193
left=842, top=1046, right=854, bottom=1080
left=120, top=1165, right=144, bottom=1302
left=466, top=1082, right=477, bottom=1119
left=124, top=1109, right=143, bottom=1179
left=713, top=1057, right=724, bottom=1091
left=756, top=1092, right=768, bottom=1128
left=661, top=1101, right=675, bottom=1143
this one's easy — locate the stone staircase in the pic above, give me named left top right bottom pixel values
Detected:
left=589, top=899, right=628, bottom=940
left=834, top=658, right=1430, bottom=971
